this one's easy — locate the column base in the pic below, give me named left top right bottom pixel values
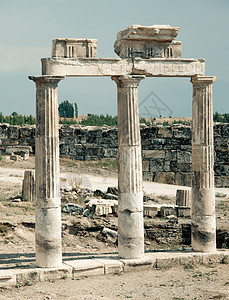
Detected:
left=118, top=211, right=144, bottom=259
left=35, top=207, right=62, bottom=268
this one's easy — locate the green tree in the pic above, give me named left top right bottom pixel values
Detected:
left=74, top=103, right=78, bottom=118
left=58, top=100, right=74, bottom=118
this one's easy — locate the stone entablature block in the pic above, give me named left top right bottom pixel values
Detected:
left=114, top=25, right=181, bottom=59
left=52, top=39, right=97, bottom=59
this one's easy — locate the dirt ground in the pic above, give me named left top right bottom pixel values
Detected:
left=1, top=264, right=229, bottom=300
left=0, top=156, right=229, bottom=299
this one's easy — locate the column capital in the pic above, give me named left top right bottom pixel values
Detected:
left=191, top=75, right=216, bottom=86
left=112, top=75, right=145, bottom=88
left=28, top=75, right=65, bottom=84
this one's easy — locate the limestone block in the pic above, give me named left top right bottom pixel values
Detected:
left=149, top=159, right=164, bottom=172
left=176, top=189, right=191, bottom=207
left=42, top=57, right=132, bottom=77
left=52, top=39, right=97, bottom=58
left=133, top=58, right=205, bottom=77
left=0, top=270, right=16, bottom=287
left=154, top=172, right=175, bottom=185
left=165, top=150, right=177, bottom=161
left=39, top=265, right=72, bottom=281
left=120, top=257, right=154, bottom=272
left=176, top=206, right=191, bottom=217
left=12, top=269, right=39, bottom=286
left=142, top=150, right=165, bottom=159
left=42, top=57, right=205, bottom=77
left=156, top=257, right=179, bottom=269
left=157, top=127, right=173, bottom=138
left=144, top=205, right=160, bottom=217
left=142, top=160, right=149, bottom=172
left=175, top=172, right=191, bottom=187
left=177, top=150, right=191, bottom=163
left=94, top=259, right=124, bottom=274
left=65, top=259, right=104, bottom=277
left=114, top=25, right=181, bottom=59
left=160, top=206, right=177, bottom=217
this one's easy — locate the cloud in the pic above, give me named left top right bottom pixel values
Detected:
left=0, top=44, right=49, bottom=74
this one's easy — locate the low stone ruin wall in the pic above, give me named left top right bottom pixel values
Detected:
left=0, top=123, right=228, bottom=187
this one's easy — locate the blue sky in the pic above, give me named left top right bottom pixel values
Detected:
left=0, top=0, right=228, bottom=117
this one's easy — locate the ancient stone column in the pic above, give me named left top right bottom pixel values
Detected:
left=112, top=75, right=145, bottom=259
left=191, top=75, right=216, bottom=252
left=22, top=169, right=35, bottom=201
left=29, top=76, right=64, bottom=267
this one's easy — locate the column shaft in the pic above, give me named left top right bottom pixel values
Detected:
left=29, top=76, right=64, bottom=267
left=112, top=75, right=145, bottom=259
left=191, top=75, right=216, bottom=252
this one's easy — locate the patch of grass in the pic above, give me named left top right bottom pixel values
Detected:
left=192, top=271, right=203, bottom=278
left=0, top=151, right=2, bottom=161
left=96, top=159, right=118, bottom=170
left=113, top=269, right=122, bottom=276
left=220, top=256, right=229, bottom=264
left=158, top=195, right=169, bottom=200
left=215, top=192, right=227, bottom=198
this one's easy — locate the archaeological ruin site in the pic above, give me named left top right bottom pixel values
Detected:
left=28, top=25, right=217, bottom=267
left=0, top=25, right=228, bottom=290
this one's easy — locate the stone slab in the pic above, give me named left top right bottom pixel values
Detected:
left=0, top=270, right=16, bottom=287
left=94, top=258, right=124, bottom=274
left=65, top=259, right=104, bottom=277
left=119, top=256, right=155, bottom=272
left=12, top=268, right=40, bottom=286
left=1, top=251, right=229, bottom=287
left=42, top=57, right=205, bottom=77
left=39, top=265, right=72, bottom=282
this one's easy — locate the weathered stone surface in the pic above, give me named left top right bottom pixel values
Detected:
left=112, top=75, right=145, bottom=259
left=191, top=75, right=216, bottom=252
left=1, top=123, right=228, bottom=187
left=52, top=39, right=97, bottom=59
left=176, top=190, right=191, bottom=207
left=114, top=25, right=181, bottom=59
left=29, top=76, right=64, bottom=268
left=65, top=259, right=104, bottom=277
left=22, top=169, right=35, bottom=201
left=42, top=57, right=205, bottom=77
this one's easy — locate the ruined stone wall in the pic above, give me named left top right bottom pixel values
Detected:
left=0, top=123, right=228, bottom=187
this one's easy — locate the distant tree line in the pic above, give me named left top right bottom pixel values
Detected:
left=1, top=108, right=228, bottom=126
left=213, top=112, right=229, bottom=123
left=80, top=114, right=118, bottom=126
left=0, top=112, right=35, bottom=125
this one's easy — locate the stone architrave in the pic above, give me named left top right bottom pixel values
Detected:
left=191, top=75, right=216, bottom=252
left=29, top=75, right=65, bottom=267
left=112, top=75, right=145, bottom=259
